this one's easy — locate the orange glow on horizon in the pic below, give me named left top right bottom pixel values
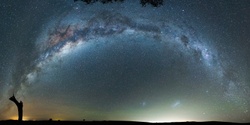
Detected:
left=9, top=116, right=33, bottom=121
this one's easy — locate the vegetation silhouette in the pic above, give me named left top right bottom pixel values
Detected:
left=9, top=95, right=23, bottom=121
left=74, top=0, right=164, bottom=7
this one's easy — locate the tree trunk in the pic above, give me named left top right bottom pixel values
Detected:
left=9, top=95, right=23, bottom=121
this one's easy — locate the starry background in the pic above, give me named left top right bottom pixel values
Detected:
left=0, top=0, right=250, bottom=122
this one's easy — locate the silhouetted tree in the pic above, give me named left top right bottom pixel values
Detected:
left=9, top=94, right=23, bottom=121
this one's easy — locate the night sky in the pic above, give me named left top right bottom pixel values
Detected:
left=0, top=0, right=250, bottom=122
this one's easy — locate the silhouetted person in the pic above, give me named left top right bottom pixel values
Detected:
left=9, top=95, right=23, bottom=121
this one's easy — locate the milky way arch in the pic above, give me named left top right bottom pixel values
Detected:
left=2, top=8, right=249, bottom=119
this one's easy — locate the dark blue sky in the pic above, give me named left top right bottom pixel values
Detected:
left=0, top=0, right=250, bottom=122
